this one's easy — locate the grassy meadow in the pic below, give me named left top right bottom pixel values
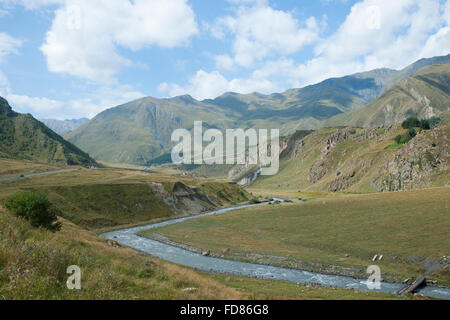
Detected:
left=147, top=187, right=450, bottom=285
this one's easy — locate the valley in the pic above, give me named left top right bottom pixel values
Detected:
left=0, top=56, right=449, bottom=301
left=143, top=187, right=449, bottom=287
left=0, top=160, right=412, bottom=300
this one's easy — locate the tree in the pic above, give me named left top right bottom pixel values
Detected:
left=407, top=127, right=417, bottom=140
left=394, top=135, right=403, bottom=145
left=420, top=119, right=431, bottom=130
left=402, top=117, right=420, bottom=129
left=3, top=192, right=62, bottom=232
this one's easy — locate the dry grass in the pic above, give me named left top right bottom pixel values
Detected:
left=0, top=158, right=71, bottom=178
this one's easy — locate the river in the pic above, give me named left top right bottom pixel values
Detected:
left=101, top=200, right=450, bottom=300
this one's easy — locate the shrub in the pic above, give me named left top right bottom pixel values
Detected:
left=402, top=117, right=420, bottom=129
left=402, top=116, right=438, bottom=130
left=420, top=119, right=431, bottom=130
left=393, top=128, right=416, bottom=146
left=3, top=192, right=62, bottom=232
left=407, top=127, right=417, bottom=139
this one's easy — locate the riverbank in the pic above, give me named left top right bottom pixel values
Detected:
left=102, top=200, right=450, bottom=299
left=147, top=188, right=450, bottom=287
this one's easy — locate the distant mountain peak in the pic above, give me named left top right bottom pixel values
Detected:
left=40, top=117, right=90, bottom=135
left=168, top=94, right=198, bottom=105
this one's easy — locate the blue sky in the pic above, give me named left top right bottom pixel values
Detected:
left=0, top=0, right=449, bottom=119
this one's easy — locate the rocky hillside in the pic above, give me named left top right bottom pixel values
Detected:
left=66, top=55, right=450, bottom=165
left=0, top=96, right=96, bottom=166
left=251, top=122, right=449, bottom=193
left=324, top=64, right=450, bottom=128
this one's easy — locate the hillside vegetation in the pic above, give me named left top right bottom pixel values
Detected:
left=0, top=97, right=96, bottom=166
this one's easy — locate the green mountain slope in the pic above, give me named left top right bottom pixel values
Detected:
left=324, top=64, right=450, bottom=128
left=65, top=96, right=237, bottom=164
left=67, top=55, right=450, bottom=165
left=0, top=96, right=96, bottom=165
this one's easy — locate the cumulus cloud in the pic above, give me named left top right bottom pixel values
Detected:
left=37, top=0, right=198, bottom=83
left=158, top=69, right=278, bottom=100
left=163, top=0, right=450, bottom=100
left=279, top=0, right=449, bottom=87
left=7, top=84, right=145, bottom=119
left=241, top=0, right=450, bottom=88
left=212, top=3, right=320, bottom=68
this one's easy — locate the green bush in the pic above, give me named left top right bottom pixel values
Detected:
left=402, top=116, right=438, bottom=130
left=393, top=128, right=416, bottom=145
left=420, top=119, right=431, bottom=130
left=402, top=117, right=420, bottom=129
left=407, top=127, right=417, bottom=139
left=3, top=192, right=62, bottom=232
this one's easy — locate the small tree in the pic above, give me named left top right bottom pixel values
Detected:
left=407, top=127, right=417, bottom=140
left=402, top=117, right=420, bottom=129
left=420, top=119, right=431, bottom=130
left=3, top=192, right=62, bottom=232
left=394, top=135, right=403, bottom=145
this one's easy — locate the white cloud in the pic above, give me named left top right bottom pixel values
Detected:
left=0, top=32, right=21, bottom=96
left=420, top=27, right=450, bottom=58
left=215, top=54, right=235, bottom=71
left=0, top=32, right=22, bottom=61
left=0, top=71, right=11, bottom=96
left=158, top=69, right=278, bottom=100
left=251, top=0, right=450, bottom=88
left=213, top=3, right=320, bottom=68
left=444, top=0, right=450, bottom=25
left=7, top=94, right=64, bottom=114
left=165, top=0, right=450, bottom=100
left=36, top=0, right=199, bottom=83
left=7, top=84, right=145, bottom=119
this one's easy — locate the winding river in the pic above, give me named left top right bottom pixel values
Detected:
left=101, top=200, right=450, bottom=300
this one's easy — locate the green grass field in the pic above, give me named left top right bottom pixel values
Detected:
left=146, top=187, right=450, bottom=285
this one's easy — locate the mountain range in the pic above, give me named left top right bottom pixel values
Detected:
left=40, top=118, right=89, bottom=134
left=64, top=54, right=450, bottom=165
left=0, top=97, right=96, bottom=166
left=324, top=64, right=450, bottom=127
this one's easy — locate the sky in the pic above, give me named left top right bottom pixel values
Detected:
left=0, top=0, right=449, bottom=120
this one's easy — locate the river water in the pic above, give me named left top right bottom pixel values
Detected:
left=101, top=200, right=450, bottom=300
